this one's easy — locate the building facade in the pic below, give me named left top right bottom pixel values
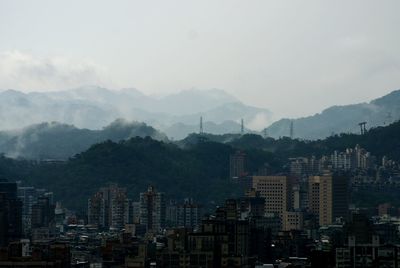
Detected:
left=139, top=186, right=166, bottom=233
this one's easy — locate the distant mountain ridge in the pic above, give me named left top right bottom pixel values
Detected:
left=0, top=86, right=273, bottom=138
left=265, top=89, right=400, bottom=140
left=2, top=86, right=399, bottom=141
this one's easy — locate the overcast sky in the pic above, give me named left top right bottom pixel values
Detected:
left=1, top=0, right=400, bottom=118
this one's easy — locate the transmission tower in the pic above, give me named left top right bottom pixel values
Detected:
left=241, top=118, right=244, bottom=135
left=384, top=112, right=392, bottom=125
left=289, top=120, right=294, bottom=139
left=199, top=116, right=203, bottom=134
left=358, top=122, right=367, bottom=135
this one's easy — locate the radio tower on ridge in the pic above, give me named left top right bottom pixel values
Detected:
left=290, top=120, right=294, bottom=139
left=199, top=116, right=204, bottom=134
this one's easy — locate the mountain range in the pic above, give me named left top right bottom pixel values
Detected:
left=0, top=86, right=273, bottom=139
left=266, top=89, right=400, bottom=140
left=0, top=86, right=399, bottom=144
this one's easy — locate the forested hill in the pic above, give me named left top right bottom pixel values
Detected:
left=0, top=121, right=398, bottom=212
left=0, top=119, right=167, bottom=160
left=0, top=137, right=281, bottom=211
left=184, top=120, right=400, bottom=161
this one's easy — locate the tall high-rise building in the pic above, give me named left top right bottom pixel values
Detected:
left=140, top=186, right=166, bottom=232
left=87, top=192, right=106, bottom=228
left=18, top=185, right=55, bottom=236
left=166, top=200, right=178, bottom=227
left=308, top=176, right=320, bottom=219
left=229, top=151, right=247, bottom=179
left=87, top=184, right=130, bottom=230
left=132, top=201, right=141, bottom=224
left=17, top=186, right=36, bottom=235
left=290, top=178, right=310, bottom=212
left=0, top=181, right=22, bottom=247
left=31, top=196, right=55, bottom=228
left=110, top=190, right=130, bottom=230
left=177, top=199, right=202, bottom=228
left=252, top=176, right=290, bottom=218
left=308, top=172, right=349, bottom=226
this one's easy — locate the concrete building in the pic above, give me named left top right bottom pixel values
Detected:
left=336, top=214, right=400, bottom=268
left=17, top=186, right=37, bottom=236
left=289, top=157, right=309, bottom=177
left=238, top=189, right=265, bottom=218
left=177, top=199, right=202, bottom=228
left=88, top=184, right=130, bottom=230
left=229, top=151, right=247, bottom=180
left=17, top=184, right=55, bottom=236
left=132, top=201, right=141, bottom=224
left=0, top=181, right=22, bottom=247
left=282, top=211, right=304, bottom=231
left=308, top=172, right=349, bottom=226
left=87, top=192, right=106, bottom=228
left=110, top=190, right=130, bottom=230
left=252, top=176, right=290, bottom=218
left=139, top=186, right=166, bottom=233
left=330, top=145, right=377, bottom=171
left=31, top=196, right=55, bottom=228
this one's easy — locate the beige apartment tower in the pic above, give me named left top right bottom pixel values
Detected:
left=252, top=176, right=290, bottom=218
left=308, top=173, right=348, bottom=226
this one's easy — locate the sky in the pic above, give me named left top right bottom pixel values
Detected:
left=0, top=0, right=400, bottom=119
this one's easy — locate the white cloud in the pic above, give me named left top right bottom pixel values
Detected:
left=0, top=51, right=113, bottom=91
left=247, top=112, right=272, bottom=131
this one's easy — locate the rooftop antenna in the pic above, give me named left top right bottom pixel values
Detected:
left=241, top=118, right=244, bottom=135
left=200, top=116, right=204, bottom=134
left=358, top=122, right=367, bottom=135
left=290, top=120, right=294, bottom=139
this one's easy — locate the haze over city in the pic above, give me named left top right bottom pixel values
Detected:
left=1, top=0, right=400, bottom=118
left=2, top=1, right=400, bottom=267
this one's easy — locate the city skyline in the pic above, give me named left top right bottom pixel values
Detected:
left=2, top=1, right=400, bottom=267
